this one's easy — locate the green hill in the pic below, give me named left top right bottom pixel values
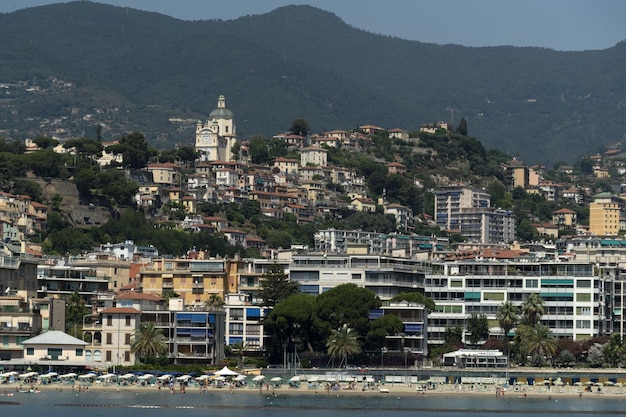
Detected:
left=0, top=2, right=625, bottom=164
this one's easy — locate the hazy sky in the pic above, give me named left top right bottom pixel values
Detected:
left=2, top=0, right=625, bottom=51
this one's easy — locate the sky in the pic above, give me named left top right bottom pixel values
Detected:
left=1, top=0, right=625, bottom=51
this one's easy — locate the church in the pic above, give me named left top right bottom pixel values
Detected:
left=195, top=95, right=237, bottom=162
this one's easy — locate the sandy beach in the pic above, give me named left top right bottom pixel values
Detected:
left=8, top=380, right=620, bottom=400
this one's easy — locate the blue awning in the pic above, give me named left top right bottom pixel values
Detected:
left=404, top=323, right=422, bottom=333
left=177, top=313, right=192, bottom=321
left=191, top=315, right=206, bottom=323
left=190, top=328, right=206, bottom=337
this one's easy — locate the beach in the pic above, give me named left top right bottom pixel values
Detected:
left=8, top=378, right=620, bottom=400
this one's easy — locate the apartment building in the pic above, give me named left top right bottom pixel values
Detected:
left=435, top=186, right=490, bottom=231
left=589, top=192, right=626, bottom=236
left=138, top=257, right=231, bottom=309
left=424, top=259, right=599, bottom=344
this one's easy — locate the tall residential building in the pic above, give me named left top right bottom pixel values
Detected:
left=457, top=207, right=516, bottom=244
left=195, top=95, right=237, bottom=162
left=424, top=259, right=599, bottom=344
left=138, top=257, right=231, bottom=309
left=288, top=253, right=427, bottom=301
left=505, top=159, right=529, bottom=189
left=287, top=253, right=429, bottom=358
left=223, top=293, right=267, bottom=352
left=435, top=186, right=490, bottom=232
left=589, top=192, right=626, bottom=236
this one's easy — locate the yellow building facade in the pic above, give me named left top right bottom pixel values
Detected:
left=138, top=256, right=237, bottom=309
left=589, top=192, right=625, bottom=236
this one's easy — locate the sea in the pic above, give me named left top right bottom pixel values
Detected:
left=2, top=389, right=625, bottom=417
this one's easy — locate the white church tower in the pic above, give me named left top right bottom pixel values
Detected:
left=195, top=95, right=237, bottom=162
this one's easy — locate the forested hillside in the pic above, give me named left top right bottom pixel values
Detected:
left=0, top=2, right=625, bottom=163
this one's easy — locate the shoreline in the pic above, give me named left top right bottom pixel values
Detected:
left=5, top=381, right=619, bottom=399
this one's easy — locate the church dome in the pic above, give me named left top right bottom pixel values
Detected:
left=209, top=95, right=234, bottom=119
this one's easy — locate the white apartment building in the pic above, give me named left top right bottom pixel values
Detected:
left=424, top=260, right=600, bottom=344
left=435, top=186, right=490, bottom=231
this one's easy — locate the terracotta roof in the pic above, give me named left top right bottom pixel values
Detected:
left=120, top=281, right=138, bottom=291
left=115, top=292, right=162, bottom=301
left=553, top=208, right=576, bottom=214
left=101, top=307, right=141, bottom=314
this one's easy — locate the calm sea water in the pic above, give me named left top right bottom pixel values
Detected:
left=2, top=389, right=625, bottom=417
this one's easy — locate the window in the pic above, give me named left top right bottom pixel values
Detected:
left=576, top=320, right=591, bottom=329
left=484, top=292, right=505, bottom=301
left=576, top=293, right=591, bottom=302
left=125, top=334, right=131, bottom=345
left=125, top=315, right=131, bottom=326
left=26, top=347, right=34, bottom=356
left=75, top=348, right=83, bottom=357
left=124, top=351, right=130, bottom=362
left=47, top=348, right=62, bottom=360
left=106, top=333, right=112, bottom=344
left=107, top=315, right=112, bottom=326
left=105, top=351, right=112, bottom=362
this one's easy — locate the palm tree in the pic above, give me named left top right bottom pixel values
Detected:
left=517, top=324, right=557, bottom=367
left=521, top=293, right=545, bottom=326
left=66, top=290, right=88, bottom=337
left=130, top=321, right=168, bottom=363
left=326, top=324, right=361, bottom=368
left=205, top=294, right=224, bottom=311
left=496, top=301, right=519, bottom=353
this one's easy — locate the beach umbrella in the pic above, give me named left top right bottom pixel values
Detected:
left=252, top=375, right=266, bottom=382
left=235, top=374, right=247, bottom=381
left=213, top=366, right=239, bottom=377
left=196, top=375, right=211, bottom=381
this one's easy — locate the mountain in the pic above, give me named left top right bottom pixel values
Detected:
left=0, top=1, right=625, bottom=164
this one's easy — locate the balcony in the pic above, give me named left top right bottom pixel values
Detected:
left=162, top=282, right=174, bottom=289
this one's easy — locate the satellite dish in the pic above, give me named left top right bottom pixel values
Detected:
left=4, top=287, right=10, bottom=294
